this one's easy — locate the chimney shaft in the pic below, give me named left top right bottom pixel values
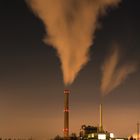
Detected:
left=99, top=104, right=103, bottom=132
left=137, top=122, right=140, bottom=140
left=64, top=89, right=70, bottom=139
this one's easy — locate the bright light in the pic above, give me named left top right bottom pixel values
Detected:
left=115, top=139, right=124, bottom=140
left=92, top=133, right=94, bottom=138
left=110, top=133, right=114, bottom=138
left=88, top=133, right=94, bottom=138
left=98, top=134, right=106, bottom=140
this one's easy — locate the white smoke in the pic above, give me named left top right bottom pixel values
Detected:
left=26, top=0, right=121, bottom=85
left=101, top=44, right=138, bottom=96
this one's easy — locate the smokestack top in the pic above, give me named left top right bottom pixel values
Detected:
left=64, top=89, right=70, bottom=94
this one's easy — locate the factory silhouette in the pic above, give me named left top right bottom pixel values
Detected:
left=51, top=90, right=139, bottom=140
left=0, top=89, right=139, bottom=140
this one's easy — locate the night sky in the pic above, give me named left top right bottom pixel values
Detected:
left=0, top=0, right=140, bottom=139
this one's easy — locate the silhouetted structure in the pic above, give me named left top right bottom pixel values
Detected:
left=137, top=122, right=140, bottom=140
left=64, top=89, right=70, bottom=140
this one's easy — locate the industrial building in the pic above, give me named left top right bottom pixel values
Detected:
left=79, top=124, right=114, bottom=140
left=62, top=89, right=129, bottom=140
left=78, top=104, right=119, bottom=140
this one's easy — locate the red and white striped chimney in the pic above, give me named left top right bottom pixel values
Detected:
left=64, top=89, right=70, bottom=140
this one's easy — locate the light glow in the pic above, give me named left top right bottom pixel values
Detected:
left=110, top=133, right=114, bottom=138
left=64, top=109, right=69, bottom=112
left=92, top=133, right=94, bottom=138
left=88, top=133, right=94, bottom=138
left=98, top=134, right=106, bottom=140
left=63, top=128, right=69, bottom=132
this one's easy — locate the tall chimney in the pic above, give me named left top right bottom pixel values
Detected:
left=137, top=122, right=140, bottom=140
left=64, top=89, right=70, bottom=140
left=99, top=104, right=103, bottom=132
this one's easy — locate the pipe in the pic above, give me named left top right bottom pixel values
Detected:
left=99, top=104, right=103, bottom=132
left=137, top=122, right=140, bottom=140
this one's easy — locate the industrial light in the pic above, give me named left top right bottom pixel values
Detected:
left=110, top=133, right=114, bottom=138
left=98, top=134, right=106, bottom=140
left=92, top=134, right=94, bottom=138
left=88, top=133, right=94, bottom=138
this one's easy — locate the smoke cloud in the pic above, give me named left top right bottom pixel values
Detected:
left=26, top=0, right=121, bottom=85
left=101, top=44, right=137, bottom=96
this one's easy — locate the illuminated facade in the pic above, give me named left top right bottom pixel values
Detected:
left=79, top=125, right=128, bottom=140
left=79, top=125, right=113, bottom=140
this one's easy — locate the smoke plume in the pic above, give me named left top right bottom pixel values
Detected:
left=101, top=44, right=137, bottom=96
left=26, top=0, right=121, bottom=85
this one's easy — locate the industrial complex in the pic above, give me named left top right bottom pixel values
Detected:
left=61, top=89, right=139, bottom=140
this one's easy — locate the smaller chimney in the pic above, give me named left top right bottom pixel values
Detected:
left=99, top=104, right=103, bottom=132
left=137, top=122, right=140, bottom=140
